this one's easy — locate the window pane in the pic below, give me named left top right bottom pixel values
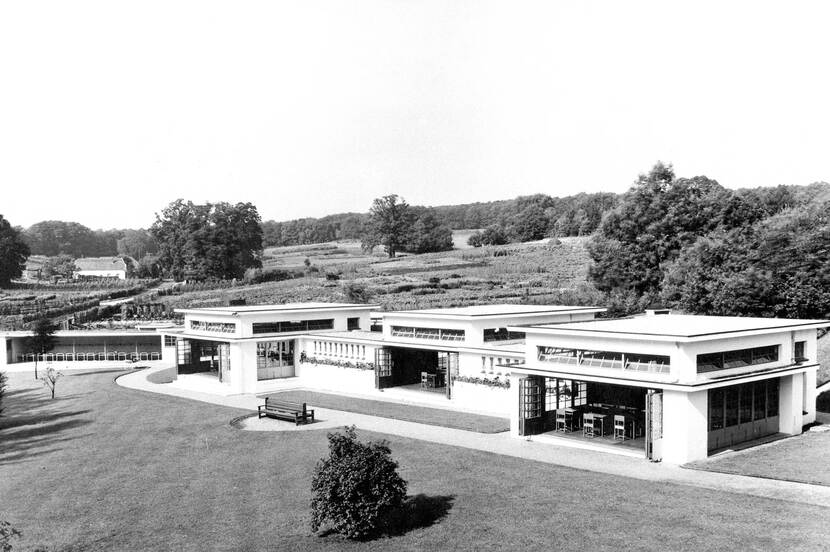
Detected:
left=767, top=378, right=779, bottom=417
left=725, top=387, right=739, bottom=427
left=753, top=381, right=767, bottom=420
left=739, top=384, right=753, bottom=424
left=709, top=389, right=725, bottom=431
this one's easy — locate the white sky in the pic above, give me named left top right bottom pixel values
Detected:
left=1, top=1, right=829, bottom=230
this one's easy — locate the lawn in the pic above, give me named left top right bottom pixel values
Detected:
left=264, top=390, right=509, bottom=433
left=686, top=424, right=830, bottom=487
left=2, top=370, right=829, bottom=552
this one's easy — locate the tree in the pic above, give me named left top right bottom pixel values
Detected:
left=40, top=367, right=64, bottom=399
left=0, top=521, right=21, bottom=552
left=311, top=426, right=407, bottom=539
left=116, top=229, right=158, bottom=259
left=587, top=162, right=746, bottom=295
left=510, top=195, right=553, bottom=242
left=25, top=318, right=57, bottom=380
left=404, top=209, right=454, bottom=254
left=41, top=255, right=76, bottom=279
left=661, top=200, right=830, bottom=319
left=0, top=215, right=30, bottom=287
left=150, top=200, right=263, bottom=280
left=343, top=282, right=373, bottom=304
left=361, top=195, right=412, bottom=258
left=480, top=224, right=509, bottom=246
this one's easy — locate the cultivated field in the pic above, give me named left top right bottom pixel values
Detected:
left=155, top=236, right=594, bottom=312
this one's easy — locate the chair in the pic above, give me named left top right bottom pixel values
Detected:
left=556, top=410, right=567, bottom=432
left=421, top=372, right=429, bottom=389
left=614, top=415, right=626, bottom=441
left=582, top=413, right=595, bottom=438
left=564, top=408, right=577, bottom=431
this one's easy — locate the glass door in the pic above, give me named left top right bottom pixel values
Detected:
left=374, top=348, right=393, bottom=389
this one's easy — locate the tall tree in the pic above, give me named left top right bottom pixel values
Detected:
left=0, top=215, right=30, bottom=287
left=404, top=208, right=454, bottom=254
left=361, top=195, right=413, bottom=258
left=26, top=318, right=57, bottom=380
left=587, top=162, right=748, bottom=295
left=116, top=229, right=158, bottom=259
left=150, top=200, right=263, bottom=280
left=662, top=201, right=830, bottom=319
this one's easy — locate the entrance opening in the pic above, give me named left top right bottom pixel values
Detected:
left=519, top=376, right=650, bottom=453
left=374, top=347, right=458, bottom=398
left=176, top=338, right=230, bottom=383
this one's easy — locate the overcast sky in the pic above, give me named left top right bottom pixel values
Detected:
left=1, top=1, right=829, bottom=230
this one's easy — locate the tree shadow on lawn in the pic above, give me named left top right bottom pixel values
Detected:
left=387, top=493, right=455, bottom=536
left=0, top=414, right=93, bottom=466
left=317, top=494, right=455, bottom=541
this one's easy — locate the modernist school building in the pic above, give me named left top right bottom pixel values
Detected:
left=158, top=302, right=826, bottom=463
left=159, top=303, right=605, bottom=414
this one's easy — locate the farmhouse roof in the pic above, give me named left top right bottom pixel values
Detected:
left=74, top=257, right=128, bottom=272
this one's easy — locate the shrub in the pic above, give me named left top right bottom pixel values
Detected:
left=310, top=426, right=407, bottom=540
left=0, top=372, right=7, bottom=416
left=343, top=282, right=373, bottom=304
left=0, top=521, right=21, bottom=552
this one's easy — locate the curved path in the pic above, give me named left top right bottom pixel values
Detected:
left=118, top=366, right=830, bottom=509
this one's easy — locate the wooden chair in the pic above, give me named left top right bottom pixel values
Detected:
left=614, top=415, right=626, bottom=440
left=582, top=413, right=595, bottom=438
left=556, top=410, right=567, bottom=432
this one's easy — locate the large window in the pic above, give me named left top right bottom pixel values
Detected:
left=483, top=328, right=526, bottom=342
left=544, top=378, right=587, bottom=411
left=538, top=347, right=670, bottom=374
left=190, top=320, right=237, bottom=334
left=697, top=345, right=779, bottom=373
left=390, top=326, right=465, bottom=342
left=252, top=319, right=334, bottom=334
left=710, top=379, right=779, bottom=430
left=347, top=317, right=360, bottom=331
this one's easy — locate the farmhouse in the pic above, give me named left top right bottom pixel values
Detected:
left=74, top=257, right=129, bottom=279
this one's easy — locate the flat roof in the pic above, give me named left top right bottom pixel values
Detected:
left=384, top=304, right=606, bottom=319
left=175, top=302, right=379, bottom=316
left=517, top=314, right=830, bottom=341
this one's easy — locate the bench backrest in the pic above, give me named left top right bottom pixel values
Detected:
left=265, top=397, right=306, bottom=413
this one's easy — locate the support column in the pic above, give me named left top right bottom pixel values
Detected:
left=661, top=389, right=708, bottom=464
left=779, top=373, right=805, bottom=435
left=508, top=373, right=523, bottom=437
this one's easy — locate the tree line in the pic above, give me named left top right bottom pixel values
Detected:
left=260, top=191, right=621, bottom=247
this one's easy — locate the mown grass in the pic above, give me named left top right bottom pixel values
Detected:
left=1, top=370, right=829, bottom=551
left=264, top=390, right=509, bottom=433
left=687, top=428, right=830, bottom=487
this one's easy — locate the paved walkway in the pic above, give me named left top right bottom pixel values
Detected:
left=117, top=366, right=830, bottom=509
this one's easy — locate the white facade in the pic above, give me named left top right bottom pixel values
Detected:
left=510, top=313, right=826, bottom=463
left=154, top=303, right=826, bottom=462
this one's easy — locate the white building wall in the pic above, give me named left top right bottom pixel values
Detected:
left=661, top=389, right=708, bottom=464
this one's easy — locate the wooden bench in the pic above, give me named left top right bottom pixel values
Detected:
left=257, top=397, right=315, bottom=425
